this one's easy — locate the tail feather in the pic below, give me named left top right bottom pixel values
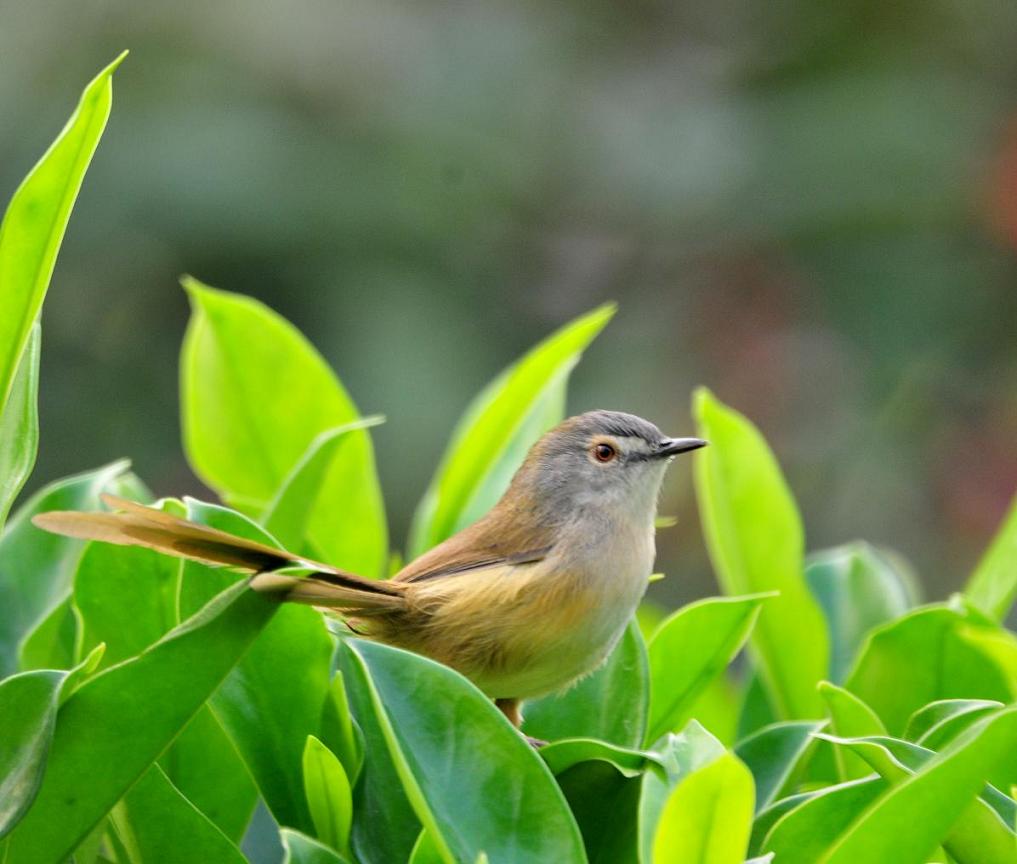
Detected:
left=31, top=496, right=405, bottom=612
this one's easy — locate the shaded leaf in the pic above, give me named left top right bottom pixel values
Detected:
left=409, top=303, right=615, bottom=555
left=281, top=829, right=352, bottom=864
left=734, top=720, right=825, bottom=812
left=645, top=593, right=769, bottom=745
left=693, top=388, right=828, bottom=719
left=539, top=738, right=664, bottom=777
left=818, top=682, right=887, bottom=781
left=180, top=279, right=386, bottom=576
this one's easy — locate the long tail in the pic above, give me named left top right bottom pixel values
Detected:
left=32, top=495, right=405, bottom=613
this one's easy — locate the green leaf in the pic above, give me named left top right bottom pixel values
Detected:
left=302, top=735, right=353, bottom=857
left=806, top=543, right=916, bottom=683
left=17, top=595, right=77, bottom=672
left=263, top=416, right=384, bottom=551
left=281, top=829, right=352, bottom=864
left=645, top=593, right=769, bottom=745
left=638, top=720, right=727, bottom=863
left=811, top=706, right=1017, bottom=864
left=761, top=777, right=888, bottom=863
left=965, top=492, right=1017, bottom=621
left=652, top=751, right=755, bottom=864
left=2, top=580, right=278, bottom=862
left=734, top=721, right=825, bottom=812
left=749, top=788, right=826, bottom=857
left=109, top=764, right=246, bottom=864
left=408, top=830, right=446, bottom=864
left=905, top=699, right=1005, bottom=748
left=818, top=682, right=887, bottom=781
left=0, top=461, right=144, bottom=677
left=180, top=279, right=386, bottom=576
left=319, top=671, right=364, bottom=786
left=523, top=619, right=649, bottom=747
left=843, top=603, right=1012, bottom=735
left=344, top=638, right=586, bottom=864
left=178, top=499, right=333, bottom=835
left=0, top=325, right=39, bottom=531
left=555, top=760, right=642, bottom=864
left=539, top=738, right=664, bottom=777
left=693, top=388, right=829, bottom=719
left=408, top=303, right=615, bottom=555
left=0, top=53, right=124, bottom=415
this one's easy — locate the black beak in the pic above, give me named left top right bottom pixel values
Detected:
left=653, top=437, right=708, bottom=458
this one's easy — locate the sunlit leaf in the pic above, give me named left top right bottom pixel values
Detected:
left=965, top=493, right=1017, bottom=622
left=302, top=735, right=353, bottom=857
left=818, top=682, right=887, bottom=781
left=408, top=304, right=615, bottom=555
left=693, top=388, right=829, bottom=719
left=0, top=325, right=39, bottom=531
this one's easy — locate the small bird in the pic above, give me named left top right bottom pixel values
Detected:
left=34, top=410, right=705, bottom=730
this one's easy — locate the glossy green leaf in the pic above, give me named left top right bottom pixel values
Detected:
left=180, top=279, right=386, bottom=576
left=965, top=493, right=1017, bottom=621
left=177, top=499, right=333, bottom=835
left=281, top=828, right=352, bottom=864
left=524, top=619, right=649, bottom=747
left=344, top=638, right=586, bottom=864
left=263, top=416, right=384, bottom=551
left=761, top=777, right=888, bottom=863
left=652, top=751, right=755, bottom=864
left=109, top=764, right=246, bottom=864
left=638, top=720, right=727, bottom=863
left=810, top=706, right=1017, bottom=864
left=905, top=699, right=1004, bottom=748
left=693, top=388, right=829, bottom=719
left=735, top=720, right=825, bottom=812
left=159, top=707, right=258, bottom=843
left=302, top=735, right=352, bottom=857
left=0, top=325, right=39, bottom=531
left=818, top=682, right=887, bottom=781
left=539, top=738, right=664, bottom=777
left=806, top=543, right=916, bottom=683
left=844, top=604, right=1012, bottom=735
left=0, top=54, right=123, bottom=414
left=2, top=580, right=278, bottom=863
left=408, top=303, right=615, bottom=555
left=645, top=593, right=769, bottom=745
left=0, top=461, right=145, bottom=677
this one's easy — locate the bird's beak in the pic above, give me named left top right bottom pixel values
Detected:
left=654, top=437, right=708, bottom=458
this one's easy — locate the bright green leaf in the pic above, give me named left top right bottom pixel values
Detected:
left=524, top=619, right=649, bottom=747
left=905, top=699, right=1004, bottom=748
left=734, top=720, right=825, bottom=812
left=652, top=751, right=755, bottom=864
left=180, top=279, right=387, bottom=576
left=0, top=325, right=39, bottom=532
left=319, top=671, right=364, bottom=787
left=806, top=543, right=916, bottom=683
left=344, top=639, right=586, bottom=864
left=693, top=388, right=829, bottom=719
left=965, top=493, right=1017, bottom=622
left=645, top=593, right=769, bottom=745
left=0, top=54, right=124, bottom=414
left=109, top=764, right=246, bottom=864
left=408, top=830, right=445, bottom=864
left=302, top=735, right=353, bottom=857
left=818, top=682, right=887, bottom=781
left=408, top=303, right=615, bottom=555
left=2, top=580, right=278, bottom=863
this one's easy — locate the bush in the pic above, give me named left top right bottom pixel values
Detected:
left=1, top=57, right=1015, bottom=864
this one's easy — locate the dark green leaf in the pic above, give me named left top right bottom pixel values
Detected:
left=0, top=325, right=39, bottom=531
left=180, top=279, right=386, bottom=576
left=0, top=54, right=123, bottom=419
left=646, top=594, right=769, bottom=745
left=539, top=738, right=664, bottom=777
left=408, top=304, right=615, bottom=555
left=693, top=388, right=829, bottom=719
left=805, top=543, right=916, bottom=683
left=109, top=764, right=246, bottom=864
left=2, top=580, right=278, bottom=863
left=524, top=619, right=649, bottom=747
left=734, top=721, right=825, bottom=812
left=556, top=760, right=641, bottom=864
left=345, top=638, right=586, bottom=864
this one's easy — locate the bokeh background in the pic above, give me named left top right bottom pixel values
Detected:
left=2, top=0, right=1017, bottom=607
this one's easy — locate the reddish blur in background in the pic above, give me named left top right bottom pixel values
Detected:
left=2, top=1, right=1016, bottom=607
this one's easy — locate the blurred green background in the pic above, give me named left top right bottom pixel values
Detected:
left=2, top=0, right=1016, bottom=607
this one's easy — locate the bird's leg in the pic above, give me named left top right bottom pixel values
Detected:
left=496, top=698, right=547, bottom=748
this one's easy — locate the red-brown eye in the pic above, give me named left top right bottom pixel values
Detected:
left=593, top=442, right=617, bottom=463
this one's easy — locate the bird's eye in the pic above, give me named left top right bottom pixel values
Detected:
left=593, top=442, right=617, bottom=463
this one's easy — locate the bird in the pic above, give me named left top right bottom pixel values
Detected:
left=33, top=409, right=705, bottom=731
